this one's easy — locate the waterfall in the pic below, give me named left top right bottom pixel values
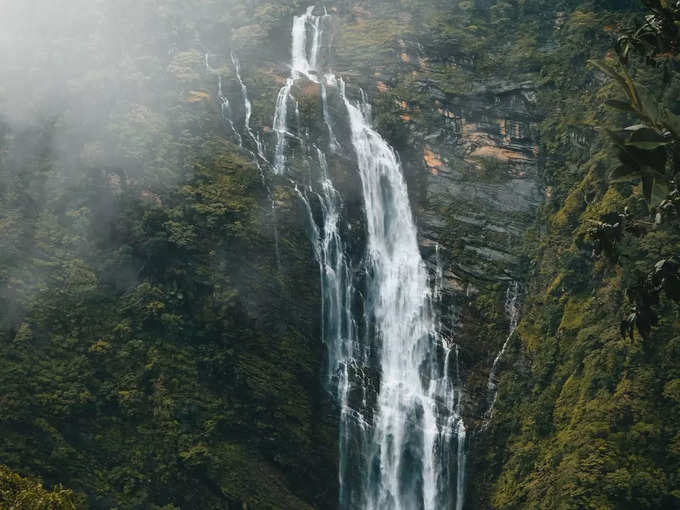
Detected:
left=296, top=147, right=355, bottom=389
left=272, top=6, right=327, bottom=174
left=485, top=281, right=521, bottom=423
left=205, top=51, right=281, bottom=268
left=341, top=80, right=465, bottom=510
left=231, top=52, right=266, bottom=164
left=205, top=53, right=242, bottom=146
left=231, top=6, right=467, bottom=508
left=273, top=80, right=294, bottom=174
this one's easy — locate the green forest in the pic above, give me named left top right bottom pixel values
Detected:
left=0, top=0, right=678, bottom=509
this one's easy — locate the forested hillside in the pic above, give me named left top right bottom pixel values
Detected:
left=0, top=2, right=337, bottom=508
left=0, top=1, right=678, bottom=509
left=482, top=0, right=680, bottom=506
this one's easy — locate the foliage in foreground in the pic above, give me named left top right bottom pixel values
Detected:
left=0, top=465, right=81, bottom=510
left=587, top=0, right=680, bottom=339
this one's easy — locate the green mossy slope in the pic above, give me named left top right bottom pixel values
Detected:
left=478, top=2, right=680, bottom=509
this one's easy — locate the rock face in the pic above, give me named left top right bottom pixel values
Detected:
left=293, top=6, right=546, bottom=507
left=16, top=2, right=671, bottom=509
left=417, top=81, right=542, bottom=280
left=354, top=49, right=544, bottom=428
left=318, top=11, right=549, bottom=508
left=248, top=5, right=547, bottom=507
left=405, top=84, right=543, bottom=436
left=255, top=3, right=549, bottom=505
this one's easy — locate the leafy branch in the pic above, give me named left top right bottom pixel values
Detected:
left=587, top=58, right=679, bottom=206
left=617, top=0, right=680, bottom=62
left=585, top=0, right=680, bottom=339
left=621, top=257, right=680, bottom=339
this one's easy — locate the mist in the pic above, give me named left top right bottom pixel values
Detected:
left=0, top=0, right=293, bottom=183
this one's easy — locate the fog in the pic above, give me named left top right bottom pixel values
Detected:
left=1, top=1, right=138, bottom=125
left=2, top=1, right=157, bottom=182
left=0, top=0, right=429, bottom=316
left=0, top=0, right=298, bottom=181
left=0, top=0, right=311, bottom=328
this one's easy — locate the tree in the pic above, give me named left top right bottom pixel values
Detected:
left=0, top=465, right=82, bottom=509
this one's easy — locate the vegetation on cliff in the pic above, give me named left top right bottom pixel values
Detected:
left=483, top=1, right=680, bottom=508
left=0, top=465, right=81, bottom=509
left=0, top=1, right=336, bottom=508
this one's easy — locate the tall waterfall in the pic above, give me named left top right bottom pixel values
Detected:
left=340, top=80, right=465, bottom=510
left=219, top=6, right=467, bottom=508
left=272, top=6, right=328, bottom=174
left=278, top=7, right=466, bottom=510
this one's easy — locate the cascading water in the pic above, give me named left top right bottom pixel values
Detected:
left=205, top=53, right=242, bottom=146
left=296, top=148, right=356, bottom=395
left=231, top=6, right=467, bottom=508
left=340, top=80, right=465, bottom=510
left=231, top=52, right=267, bottom=165
left=272, top=6, right=328, bottom=174
left=485, top=281, right=521, bottom=423
left=205, top=50, right=281, bottom=268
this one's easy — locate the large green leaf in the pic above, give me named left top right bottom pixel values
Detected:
left=636, top=146, right=669, bottom=173
left=651, top=179, right=670, bottom=206
left=635, top=82, right=664, bottom=127
left=625, top=126, right=671, bottom=150
left=605, top=99, right=636, bottom=114
left=640, top=175, right=670, bottom=206
left=607, top=129, right=669, bottom=173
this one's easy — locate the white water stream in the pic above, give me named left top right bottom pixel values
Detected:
left=276, top=8, right=467, bottom=510
left=485, top=281, right=521, bottom=423
left=210, top=6, right=468, bottom=508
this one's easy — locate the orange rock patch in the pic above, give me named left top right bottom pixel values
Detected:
left=424, top=148, right=443, bottom=169
left=469, top=145, right=529, bottom=162
left=438, top=108, right=456, bottom=120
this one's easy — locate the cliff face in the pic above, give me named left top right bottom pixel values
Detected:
left=412, top=79, right=543, bottom=418
left=324, top=0, right=545, bottom=422
left=0, top=0, right=567, bottom=508
left=315, top=2, right=680, bottom=509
